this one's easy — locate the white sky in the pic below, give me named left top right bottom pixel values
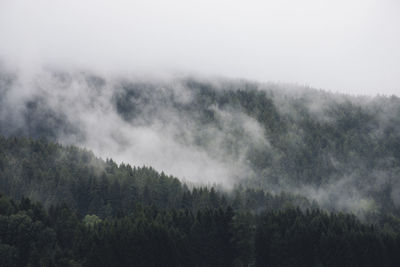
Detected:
left=0, top=0, right=399, bottom=95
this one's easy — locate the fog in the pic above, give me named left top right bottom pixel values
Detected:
left=1, top=0, right=400, bottom=213
left=0, top=69, right=270, bottom=187
left=1, top=64, right=400, bottom=213
left=1, top=0, right=399, bottom=95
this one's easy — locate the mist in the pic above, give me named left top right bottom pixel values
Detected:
left=1, top=64, right=400, bottom=215
left=1, top=0, right=400, bottom=214
left=1, top=0, right=399, bottom=96
left=0, top=68, right=269, bottom=187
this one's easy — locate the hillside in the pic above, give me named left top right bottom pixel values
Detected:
left=1, top=137, right=400, bottom=266
left=1, top=69, right=400, bottom=214
left=0, top=136, right=315, bottom=216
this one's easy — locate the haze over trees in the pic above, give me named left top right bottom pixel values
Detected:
left=1, top=69, right=400, bottom=213
left=1, top=69, right=400, bottom=266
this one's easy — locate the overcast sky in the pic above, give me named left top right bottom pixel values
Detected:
left=0, top=0, right=399, bottom=96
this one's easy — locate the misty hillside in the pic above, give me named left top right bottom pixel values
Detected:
left=1, top=77, right=400, bottom=265
left=0, top=136, right=317, bottom=216
left=2, top=137, right=400, bottom=267
left=1, top=69, right=400, bottom=215
left=2, top=1, right=399, bottom=265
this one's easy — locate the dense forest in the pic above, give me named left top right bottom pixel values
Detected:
left=1, top=137, right=400, bottom=266
left=1, top=70, right=400, bottom=214
left=1, top=69, right=400, bottom=266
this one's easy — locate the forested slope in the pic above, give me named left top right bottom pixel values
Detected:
left=2, top=192, right=400, bottom=267
left=1, top=138, right=400, bottom=266
left=1, top=70, right=400, bottom=214
left=1, top=70, right=400, bottom=265
left=0, top=136, right=314, bottom=217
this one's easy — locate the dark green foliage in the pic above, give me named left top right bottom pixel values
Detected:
left=110, top=79, right=400, bottom=215
left=2, top=70, right=400, bottom=265
left=0, top=136, right=315, bottom=218
left=254, top=208, right=400, bottom=267
left=1, top=137, right=400, bottom=266
left=0, top=193, right=238, bottom=267
left=2, top=74, right=400, bottom=215
left=1, top=193, right=400, bottom=267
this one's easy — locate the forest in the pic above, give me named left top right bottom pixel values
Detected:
left=1, top=70, right=400, bottom=266
left=1, top=137, right=400, bottom=266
